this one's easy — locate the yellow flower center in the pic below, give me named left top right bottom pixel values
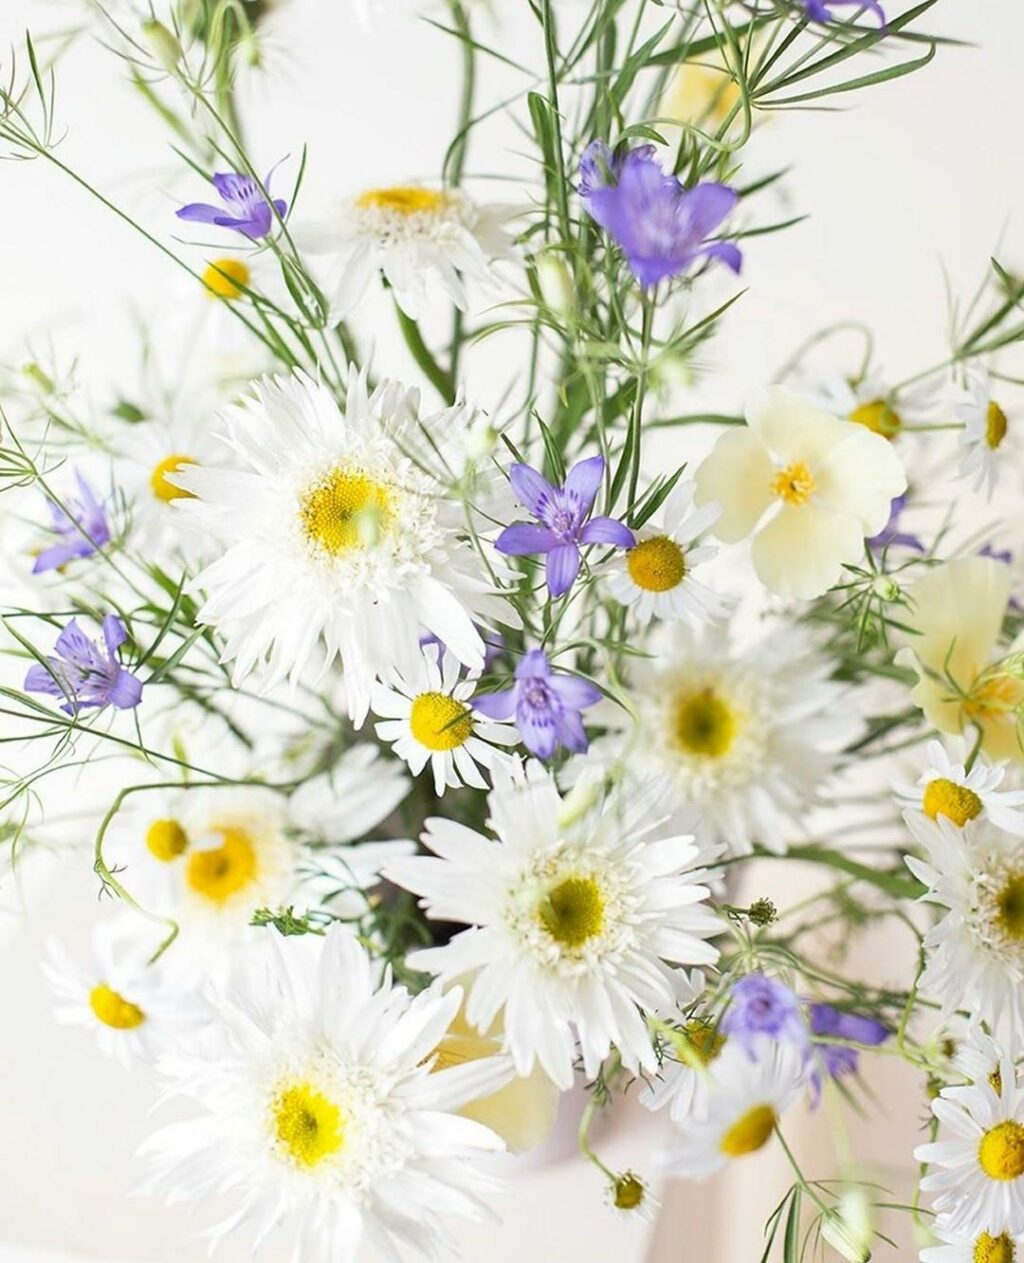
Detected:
left=185, top=826, right=258, bottom=903
left=987, top=402, right=1009, bottom=451
left=719, top=1103, right=777, bottom=1157
left=979, top=1121, right=1024, bottom=1181
left=272, top=1082, right=345, bottom=1168
left=145, top=817, right=189, bottom=862
left=149, top=454, right=197, bottom=504
left=627, top=536, right=686, bottom=592
left=612, top=1173, right=646, bottom=1211
left=965, top=673, right=1024, bottom=727
left=991, top=1068, right=1005, bottom=1096
left=997, top=874, right=1024, bottom=942
left=849, top=399, right=902, bottom=439
left=409, top=692, right=474, bottom=751
left=300, top=468, right=393, bottom=556
left=921, top=777, right=983, bottom=827
left=356, top=187, right=450, bottom=215
left=975, top=1232, right=1016, bottom=1263
left=771, top=460, right=816, bottom=506
left=89, top=983, right=146, bottom=1030
left=202, top=257, right=251, bottom=300
left=673, top=687, right=737, bottom=758
left=539, top=876, right=605, bottom=948
left=683, top=1019, right=726, bottom=1065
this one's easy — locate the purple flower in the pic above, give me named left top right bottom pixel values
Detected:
left=721, top=973, right=809, bottom=1057
left=802, top=0, right=885, bottom=26
left=25, top=615, right=143, bottom=715
left=578, top=142, right=741, bottom=289
left=867, top=493, right=924, bottom=553
left=33, top=473, right=112, bottom=574
left=473, top=649, right=601, bottom=760
left=808, top=1004, right=889, bottom=1103
left=495, top=455, right=634, bottom=598
left=420, top=628, right=505, bottom=671
left=177, top=168, right=287, bottom=239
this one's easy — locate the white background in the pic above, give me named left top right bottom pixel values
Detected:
left=0, top=0, right=1022, bottom=1259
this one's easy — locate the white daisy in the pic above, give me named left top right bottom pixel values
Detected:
left=43, top=917, right=194, bottom=1067
left=905, top=811, right=1024, bottom=1031
left=808, top=369, right=934, bottom=441
left=917, top=1045, right=1024, bottom=1237
left=895, top=741, right=1024, bottom=835
left=140, top=927, right=508, bottom=1262
left=921, top=1220, right=1024, bottom=1263
left=603, top=479, right=730, bottom=626
left=385, top=762, right=721, bottom=1090
left=640, top=974, right=729, bottom=1123
left=660, top=1036, right=804, bottom=1178
left=172, top=368, right=512, bottom=721
left=299, top=186, right=519, bottom=319
left=611, top=623, right=859, bottom=856
left=371, top=648, right=517, bottom=795
left=953, top=1024, right=1017, bottom=1092
left=953, top=366, right=1016, bottom=499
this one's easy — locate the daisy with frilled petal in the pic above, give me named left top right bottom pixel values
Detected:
left=895, top=741, right=1024, bottom=835
left=953, top=366, right=1016, bottom=499
left=140, top=927, right=508, bottom=1262
left=370, top=648, right=517, bottom=795
left=172, top=369, right=511, bottom=722
left=603, top=479, right=728, bottom=625
left=386, top=763, right=720, bottom=1090
left=694, top=387, right=906, bottom=599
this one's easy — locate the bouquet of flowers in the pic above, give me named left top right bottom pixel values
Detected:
left=2, top=0, right=1023, bottom=1259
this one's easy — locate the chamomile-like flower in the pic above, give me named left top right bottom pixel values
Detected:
left=370, top=648, right=517, bottom=795
left=140, top=927, right=508, bottom=1262
left=640, top=974, right=728, bottom=1122
left=660, top=1036, right=804, bottom=1178
left=386, top=763, right=721, bottom=1090
left=611, top=623, right=858, bottom=855
left=808, top=369, right=933, bottom=441
left=895, top=741, right=1024, bottom=835
left=300, top=186, right=519, bottom=319
left=953, top=1024, right=1016, bottom=1091
left=603, top=479, right=729, bottom=625
left=953, top=366, right=1015, bottom=499
left=921, top=1220, right=1024, bottom=1263
left=173, top=368, right=511, bottom=721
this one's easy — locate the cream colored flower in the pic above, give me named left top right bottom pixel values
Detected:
left=694, top=387, right=906, bottom=599
left=899, top=557, right=1024, bottom=763
left=660, top=57, right=741, bottom=129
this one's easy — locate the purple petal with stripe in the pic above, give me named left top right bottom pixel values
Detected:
left=545, top=544, right=581, bottom=597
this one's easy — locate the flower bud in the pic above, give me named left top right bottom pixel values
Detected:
left=142, top=19, right=183, bottom=73
left=821, top=1189, right=873, bottom=1263
left=536, top=251, right=573, bottom=315
left=871, top=574, right=900, bottom=602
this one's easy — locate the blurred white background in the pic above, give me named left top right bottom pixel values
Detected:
left=0, top=0, right=1021, bottom=1259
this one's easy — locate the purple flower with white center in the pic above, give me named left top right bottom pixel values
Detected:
left=808, top=1004, right=889, bottom=1103
left=721, top=973, right=809, bottom=1057
left=867, top=493, right=924, bottom=553
left=802, top=0, right=885, bottom=26
left=495, top=455, right=634, bottom=598
left=25, top=615, right=143, bottom=715
left=33, top=473, right=112, bottom=574
left=578, top=142, right=741, bottom=289
left=177, top=168, right=287, bottom=239
left=473, top=648, right=601, bottom=760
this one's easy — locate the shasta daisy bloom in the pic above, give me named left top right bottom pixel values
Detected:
left=603, top=479, right=728, bottom=625
left=32, top=471, right=112, bottom=573
left=895, top=740, right=1024, bottom=835
left=904, top=811, right=1024, bottom=1031
left=694, top=387, right=906, bottom=599
left=386, top=763, right=721, bottom=1090
left=25, top=614, right=143, bottom=714
left=299, top=186, right=519, bottom=319
left=613, top=623, right=858, bottom=855
left=140, top=927, right=508, bottom=1262
left=172, top=369, right=510, bottom=722
left=899, top=557, right=1024, bottom=764
left=660, top=1037, right=804, bottom=1178
left=952, top=1024, right=1014, bottom=1091
left=953, top=366, right=1015, bottom=499
left=370, top=648, right=517, bottom=795
left=921, top=1221, right=1024, bottom=1263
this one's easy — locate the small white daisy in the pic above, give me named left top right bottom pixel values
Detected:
left=140, top=927, right=509, bottom=1262
left=808, top=368, right=934, bottom=441
left=299, top=186, right=519, bottom=319
left=895, top=741, right=1024, bottom=835
left=603, top=479, right=729, bottom=626
left=660, top=1036, right=804, bottom=1178
left=921, top=1219, right=1024, bottom=1263
left=640, top=983, right=729, bottom=1123
left=905, top=812, right=1024, bottom=1031
left=172, top=368, right=512, bottom=720
left=370, top=648, right=518, bottom=795
left=917, top=1044, right=1024, bottom=1237
left=953, top=1024, right=1018, bottom=1092
left=386, top=762, right=721, bottom=1090
left=953, top=366, right=1015, bottom=499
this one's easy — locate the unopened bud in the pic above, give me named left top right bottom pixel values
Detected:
left=871, top=574, right=900, bottom=602
left=821, top=1210, right=872, bottom=1262
left=536, top=251, right=573, bottom=315
left=142, top=19, right=182, bottom=73
left=747, top=897, right=777, bottom=927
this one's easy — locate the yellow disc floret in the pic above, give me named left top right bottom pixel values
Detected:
left=300, top=468, right=393, bottom=556
left=273, top=1082, right=345, bottom=1169
left=202, top=257, right=251, bottom=300
left=682, top=1019, right=726, bottom=1066
left=89, top=983, right=146, bottom=1030
left=771, top=461, right=816, bottom=506
left=997, top=874, right=1024, bottom=942
left=921, top=778, right=983, bottom=827
left=719, top=1103, right=777, bottom=1157
left=145, top=817, right=189, bottom=862
left=674, top=687, right=737, bottom=758
left=974, top=1232, right=1016, bottom=1263
left=356, top=187, right=450, bottom=216
left=978, top=1121, right=1024, bottom=1181
left=627, top=536, right=686, bottom=592
left=849, top=399, right=902, bottom=439
left=149, top=454, right=197, bottom=504
left=987, top=402, right=1009, bottom=451
left=539, top=876, right=605, bottom=948
left=185, top=826, right=258, bottom=903
left=612, top=1172, right=646, bottom=1211
left=409, top=692, right=474, bottom=751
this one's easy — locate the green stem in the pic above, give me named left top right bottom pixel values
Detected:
left=395, top=303, right=456, bottom=403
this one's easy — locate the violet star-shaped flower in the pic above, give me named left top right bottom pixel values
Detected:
left=473, top=649, right=601, bottom=760
left=808, top=1003, right=888, bottom=1104
left=495, top=455, right=634, bottom=598
left=721, top=973, right=810, bottom=1058
left=33, top=472, right=112, bottom=574
left=802, top=0, right=885, bottom=26
left=177, top=168, right=287, bottom=239
left=25, top=615, right=143, bottom=714
left=867, top=493, right=924, bottom=553
left=579, top=141, right=741, bottom=289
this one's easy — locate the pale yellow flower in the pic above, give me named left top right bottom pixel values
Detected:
left=660, top=58, right=741, bottom=129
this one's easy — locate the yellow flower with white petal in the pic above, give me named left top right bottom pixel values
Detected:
left=694, top=387, right=906, bottom=599
left=953, top=366, right=1017, bottom=500
left=921, top=1221, right=1024, bottom=1263
left=116, top=415, right=216, bottom=562
left=900, top=557, right=1024, bottom=764
left=895, top=740, right=1024, bottom=834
